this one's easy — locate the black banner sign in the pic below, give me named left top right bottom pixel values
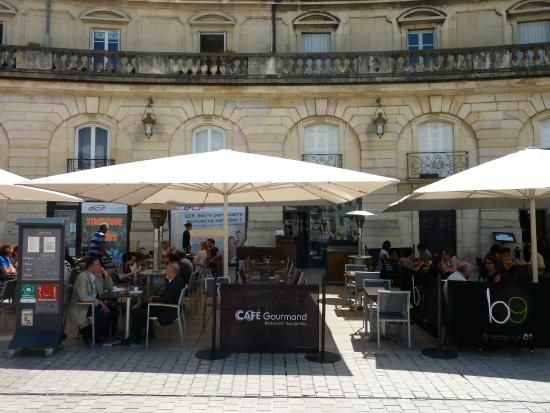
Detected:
left=447, top=282, right=550, bottom=348
left=220, top=284, right=319, bottom=353
left=411, top=272, right=439, bottom=336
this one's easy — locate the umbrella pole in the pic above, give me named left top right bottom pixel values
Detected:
left=223, top=187, right=229, bottom=278
left=530, top=197, right=538, bottom=283
left=305, top=271, right=341, bottom=364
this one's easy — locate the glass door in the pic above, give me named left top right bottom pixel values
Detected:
left=47, top=203, right=80, bottom=258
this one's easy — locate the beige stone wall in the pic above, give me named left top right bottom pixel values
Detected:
left=4, top=1, right=547, bottom=52
left=0, top=77, right=550, bottom=258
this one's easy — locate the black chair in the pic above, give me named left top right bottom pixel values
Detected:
left=476, top=257, right=487, bottom=281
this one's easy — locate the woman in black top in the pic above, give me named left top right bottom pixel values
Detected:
left=484, top=255, right=502, bottom=284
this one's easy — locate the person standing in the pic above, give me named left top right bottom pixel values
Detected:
left=87, top=223, right=110, bottom=266
left=182, top=222, right=192, bottom=254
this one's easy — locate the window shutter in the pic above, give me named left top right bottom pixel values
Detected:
left=518, top=21, right=550, bottom=44
left=539, top=119, right=550, bottom=149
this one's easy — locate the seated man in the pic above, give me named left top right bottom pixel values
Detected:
left=125, top=263, right=184, bottom=344
left=443, top=261, right=471, bottom=302
left=399, top=248, right=425, bottom=291
left=68, top=256, right=118, bottom=344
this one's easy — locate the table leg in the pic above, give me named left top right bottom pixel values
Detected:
left=125, top=297, right=131, bottom=339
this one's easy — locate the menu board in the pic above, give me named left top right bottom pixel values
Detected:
left=20, top=228, right=62, bottom=281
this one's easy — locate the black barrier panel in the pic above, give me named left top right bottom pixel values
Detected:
left=447, top=282, right=550, bottom=348
left=411, top=272, right=439, bottom=336
left=220, top=285, right=319, bottom=353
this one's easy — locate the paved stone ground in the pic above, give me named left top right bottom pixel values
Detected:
left=1, top=283, right=550, bottom=412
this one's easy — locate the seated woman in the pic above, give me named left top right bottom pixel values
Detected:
left=484, top=255, right=502, bottom=284
left=0, top=244, right=17, bottom=278
left=110, top=252, right=136, bottom=284
left=524, top=243, right=545, bottom=274
left=67, top=256, right=119, bottom=344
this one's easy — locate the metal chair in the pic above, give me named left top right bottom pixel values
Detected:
left=352, top=271, right=380, bottom=308
left=0, top=278, right=16, bottom=334
left=343, top=265, right=367, bottom=308
left=362, top=279, right=391, bottom=333
left=377, top=290, right=411, bottom=349
left=64, top=284, right=96, bottom=349
left=146, top=285, right=188, bottom=350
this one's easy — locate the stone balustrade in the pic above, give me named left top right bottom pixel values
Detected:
left=1, top=43, right=549, bottom=83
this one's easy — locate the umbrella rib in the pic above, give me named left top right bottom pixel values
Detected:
left=249, top=183, right=267, bottom=203
left=296, top=183, right=345, bottom=204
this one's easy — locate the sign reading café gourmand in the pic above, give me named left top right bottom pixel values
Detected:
left=220, top=285, right=319, bottom=353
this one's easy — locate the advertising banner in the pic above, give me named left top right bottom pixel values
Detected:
left=447, top=282, right=550, bottom=348
left=219, top=285, right=319, bottom=353
left=81, top=202, right=129, bottom=263
left=171, top=206, right=247, bottom=264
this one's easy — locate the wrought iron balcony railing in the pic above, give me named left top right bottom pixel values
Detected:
left=67, top=158, right=115, bottom=172
left=407, top=152, right=468, bottom=179
left=2, top=42, right=550, bottom=84
left=302, top=154, right=342, bottom=168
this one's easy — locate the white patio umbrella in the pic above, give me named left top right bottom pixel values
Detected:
left=21, top=149, right=398, bottom=276
left=386, top=148, right=550, bottom=282
left=0, top=168, right=81, bottom=202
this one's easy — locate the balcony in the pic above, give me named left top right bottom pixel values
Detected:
left=407, top=152, right=468, bottom=180
left=67, top=158, right=115, bottom=172
left=1, top=42, right=550, bottom=84
left=302, top=154, right=342, bottom=168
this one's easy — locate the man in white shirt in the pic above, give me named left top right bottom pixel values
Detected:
left=444, top=261, right=472, bottom=302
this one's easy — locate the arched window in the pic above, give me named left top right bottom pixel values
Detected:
left=416, top=121, right=454, bottom=177
left=75, top=125, right=109, bottom=170
left=193, top=127, right=225, bottom=153
left=538, top=118, right=550, bottom=148
left=418, top=121, right=453, bottom=152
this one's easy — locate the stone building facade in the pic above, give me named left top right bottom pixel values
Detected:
left=1, top=0, right=550, bottom=263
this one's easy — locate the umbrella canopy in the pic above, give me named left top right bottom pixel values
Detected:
left=0, top=168, right=81, bottom=202
left=385, top=148, right=550, bottom=282
left=22, top=149, right=398, bottom=275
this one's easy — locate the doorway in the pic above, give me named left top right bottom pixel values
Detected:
left=47, top=202, right=81, bottom=257
left=419, top=210, right=457, bottom=254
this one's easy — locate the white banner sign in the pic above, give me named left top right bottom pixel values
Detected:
left=81, top=202, right=128, bottom=215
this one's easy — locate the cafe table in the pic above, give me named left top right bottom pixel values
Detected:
left=102, top=287, right=143, bottom=339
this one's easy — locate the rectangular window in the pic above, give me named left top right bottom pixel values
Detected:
left=193, top=128, right=225, bottom=153
left=91, top=29, right=120, bottom=51
left=408, top=30, right=435, bottom=50
left=200, top=33, right=226, bottom=53
left=302, top=33, right=331, bottom=53
left=0, top=23, right=4, bottom=45
left=518, top=21, right=550, bottom=44
left=304, top=124, right=339, bottom=154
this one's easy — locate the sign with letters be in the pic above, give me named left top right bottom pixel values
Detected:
left=220, top=285, right=319, bottom=353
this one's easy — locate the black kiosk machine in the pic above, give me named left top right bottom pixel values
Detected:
left=8, top=218, right=65, bottom=357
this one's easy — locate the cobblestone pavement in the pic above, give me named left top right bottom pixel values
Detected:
left=1, top=285, right=550, bottom=412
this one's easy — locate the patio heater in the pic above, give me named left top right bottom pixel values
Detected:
left=150, top=209, right=167, bottom=272
left=346, top=210, right=375, bottom=265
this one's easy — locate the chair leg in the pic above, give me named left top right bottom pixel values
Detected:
left=408, top=320, right=411, bottom=349
left=177, top=317, right=184, bottom=346
left=202, top=295, right=207, bottom=328
left=91, top=307, right=95, bottom=350
left=146, top=306, right=150, bottom=350
left=377, top=320, right=381, bottom=349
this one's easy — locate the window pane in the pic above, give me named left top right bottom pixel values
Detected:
left=408, top=31, right=435, bottom=50
left=211, top=130, right=225, bottom=151
left=418, top=122, right=453, bottom=153
left=108, top=31, right=119, bottom=51
left=93, top=31, right=105, bottom=50
left=539, top=119, right=550, bottom=148
left=94, top=127, right=109, bottom=159
left=200, top=34, right=225, bottom=53
left=407, top=33, right=419, bottom=49
left=0, top=23, right=4, bottom=45
left=422, top=32, right=434, bottom=49
left=518, top=21, right=550, bottom=44
left=304, top=124, right=338, bottom=154
left=194, top=130, right=209, bottom=153
left=77, top=128, right=92, bottom=159
left=302, top=33, right=331, bottom=53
